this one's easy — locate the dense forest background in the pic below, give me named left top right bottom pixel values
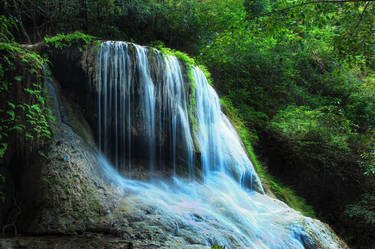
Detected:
left=1, top=0, right=374, bottom=248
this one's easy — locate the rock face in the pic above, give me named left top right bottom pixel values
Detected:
left=0, top=41, right=350, bottom=249
left=16, top=77, right=121, bottom=235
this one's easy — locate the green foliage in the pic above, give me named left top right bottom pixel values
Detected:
left=0, top=15, right=17, bottom=42
left=0, top=143, right=8, bottom=158
left=0, top=43, right=48, bottom=70
left=2, top=0, right=375, bottom=247
left=44, top=31, right=97, bottom=49
left=38, top=150, right=48, bottom=159
left=220, top=97, right=315, bottom=218
left=211, top=246, right=225, bottom=249
left=197, top=3, right=375, bottom=243
left=270, top=180, right=316, bottom=218
left=198, top=65, right=213, bottom=86
left=268, top=105, right=354, bottom=165
left=345, top=194, right=375, bottom=225
left=0, top=42, right=52, bottom=158
left=343, top=193, right=375, bottom=245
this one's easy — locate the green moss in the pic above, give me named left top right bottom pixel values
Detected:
left=0, top=42, right=52, bottom=158
left=44, top=31, right=97, bottom=49
left=0, top=43, right=48, bottom=70
left=220, top=96, right=316, bottom=218
left=198, top=64, right=213, bottom=86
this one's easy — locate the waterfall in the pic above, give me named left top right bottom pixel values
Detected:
left=193, top=67, right=262, bottom=191
left=96, top=41, right=260, bottom=188
left=135, top=45, right=157, bottom=171
left=97, top=41, right=197, bottom=179
left=43, top=65, right=62, bottom=124
left=94, top=41, right=346, bottom=249
left=161, top=55, right=195, bottom=177
left=46, top=78, right=62, bottom=124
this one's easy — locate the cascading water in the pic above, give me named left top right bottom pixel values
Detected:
left=46, top=78, right=62, bottom=124
left=134, top=45, right=157, bottom=171
left=95, top=41, right=346, bottom=249
left=161, top=55, right=195, bottom=177
left=193, top=67, right=262, bottom=191
left=97, top=42, right=196, bottom=177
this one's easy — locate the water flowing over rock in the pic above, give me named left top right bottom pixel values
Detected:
left=1, top=41, right=348, bottom=249
left=193, top=67, right=262, bottom=191
left=96, top=42, right=196, bottom=179
left=91, top=41, right=348, bottom=249
left=95, top=41, right=262, bottom=191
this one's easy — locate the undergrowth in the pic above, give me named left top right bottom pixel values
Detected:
left=220, top=96, right=316, bottom=218
left=44, top=31, right=97, bottom=49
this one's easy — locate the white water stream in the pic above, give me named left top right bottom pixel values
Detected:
left=94, top=41, right=345, bottom=249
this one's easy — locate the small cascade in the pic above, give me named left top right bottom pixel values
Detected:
left=193, top=67, right=262, bottom=191
left=46, top=78, right=62, bottom=124
left=43, top=66, right=62, bottom=124
left=134, top=45, right=157, bottom=171
left=161, top=55, right=194, bottom=177
left=194, top=67, right=224, bottom=175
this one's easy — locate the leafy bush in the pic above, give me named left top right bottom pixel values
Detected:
left=268, top=105, right=355, bottom=166
left=0, top=15, right=17, bottom=43
left=44, top=31, right=97, bottom=49
left=221, top=97, right=315, bottom=217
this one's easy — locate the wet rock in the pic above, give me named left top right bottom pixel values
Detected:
left=63, top=155, right=69, bottom=162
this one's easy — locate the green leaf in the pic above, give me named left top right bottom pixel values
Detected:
left=8, top=101, right=15, bottom=109
left=10, top=124, right=25, bottom=132
left=17, top=104, right=25, bottom=111
left=14, top=76, right=22, bottom=81
left=38, top=150, right=48, bottom=159
left=25, top=133, right=33, bottom=139
left=0, top=143, right=8, bottom=158
left=6, top=110, right=15, bottom=120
